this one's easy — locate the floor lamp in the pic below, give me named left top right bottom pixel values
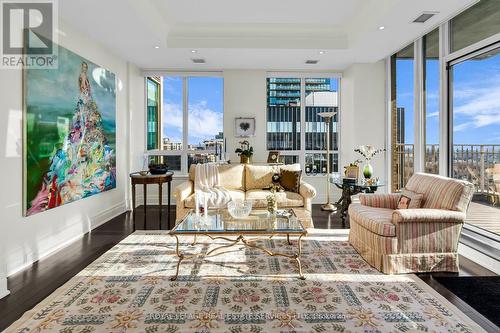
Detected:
left=318, top=111, right=337, bottom=211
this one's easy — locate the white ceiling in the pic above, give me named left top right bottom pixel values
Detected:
left=58, top=0, right=477, bottom=71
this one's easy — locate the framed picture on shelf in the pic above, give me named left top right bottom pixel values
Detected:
left=235, top=117, right=255, bottom=137
left=344, top=165, right=359, bottom=179
left=267, top=151, right=280, bottom=163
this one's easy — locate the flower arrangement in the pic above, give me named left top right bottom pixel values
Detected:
left=354, top=145, right=385, bottom=161
left=235, top=140, right=254, bottom=163
left=354, top=145, right=385, bottom=179
left=266, top=193, right=277, bottom=214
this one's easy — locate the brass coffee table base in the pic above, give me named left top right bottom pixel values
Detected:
left=170, top=233, right=305, bottom=281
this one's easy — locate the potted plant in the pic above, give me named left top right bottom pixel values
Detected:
left=354, top=145, right=385, bottom=179
left=235, top=140, right=254, bottom=164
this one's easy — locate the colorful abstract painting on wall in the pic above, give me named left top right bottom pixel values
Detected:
left=24, top=44, right=116, bottom=216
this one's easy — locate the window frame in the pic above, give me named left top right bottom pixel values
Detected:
left=266, top=72, right=342, bottom=175
left=144, top=72, right=224, bottom=176
left=386, top=6, right=500, bottom=257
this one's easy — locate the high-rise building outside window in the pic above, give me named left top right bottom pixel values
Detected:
left=266, top=77, right=339, bottom=173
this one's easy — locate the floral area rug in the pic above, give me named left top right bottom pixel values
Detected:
left=8, top=230, right=485, bottom=333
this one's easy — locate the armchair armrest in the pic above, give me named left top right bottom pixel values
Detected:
left=300, top=181, right=317, bottom=199
left=173, top=180, right=193, bottom=203
left=360, top=193, right=400, bottom=209
left=392, top=209, right=466, bottom=224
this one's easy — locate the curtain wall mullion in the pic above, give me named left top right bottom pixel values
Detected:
left=414, top=38, right=425, bottom=173
left=439, top=22, right=450, bottom=177
left=182, top=77, right=188, bottom=175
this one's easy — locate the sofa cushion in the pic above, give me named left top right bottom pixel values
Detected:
left=218, top=164, right=245, bottom=190
left=398, top=188, right=424, bottom=209
left=245, top=165, right=274, bottom=190
left=189, top=164, right=245, bottom=190
left=280, top=169, right=302, bottom=193
left=348, top=203, right=396, bottom=237
left=246, top=190, right=304, bottom=208
left=184, top=190, right=245, bottom=208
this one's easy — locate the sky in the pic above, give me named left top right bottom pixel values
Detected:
left=163, top=77, right=223, bottom=146
left=397, top=50, right=500, bottom=145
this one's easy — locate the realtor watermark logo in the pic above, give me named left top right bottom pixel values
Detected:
left=1, top=0, right=58, bottom=69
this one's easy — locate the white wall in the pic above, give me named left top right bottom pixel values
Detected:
left=0, top=19, right=142, bottom=296
left=340, top=61, right=388, bottom=192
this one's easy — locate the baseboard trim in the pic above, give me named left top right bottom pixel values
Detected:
left=7, top=201, right=127, bottom=278
left=0, top=277, right=9, bottom=299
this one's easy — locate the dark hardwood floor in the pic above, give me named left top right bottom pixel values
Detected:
left=0, top=205, right=498, bottom=332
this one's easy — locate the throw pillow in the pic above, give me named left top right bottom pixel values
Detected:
left=397, top=188, right=424, bottom=209
left=280, top=169, right=302, bottom=193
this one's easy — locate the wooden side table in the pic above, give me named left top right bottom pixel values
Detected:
left=130, top=171, right=174, bottom=230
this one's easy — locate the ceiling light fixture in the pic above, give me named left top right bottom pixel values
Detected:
left=154, top=45, right=160, bottom=49
left=378, top=26, right=385, bottom=30
left=319, top=51, right=325, bottom=55
left=191, top=50, right=197, bottom=53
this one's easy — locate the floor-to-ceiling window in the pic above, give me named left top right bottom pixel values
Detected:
left=389, top=0, right=500, bottom=239
left=266, top=76, right=339, bottom=173
left=449, top=46, right=500, bottom=236
left=146, top=75, right=224, bottom=174
left=391, top=44, right=414, bottom=191
left=448, top=0, right=500, bottom=236
left=423, top=29, right=440, bottom=174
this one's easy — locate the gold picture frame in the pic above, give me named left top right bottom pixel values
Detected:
left=267, top=151, right=280, bottom=163
left=344, top=165, right=359, bottom=179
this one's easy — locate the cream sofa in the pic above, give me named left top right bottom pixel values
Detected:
left=348, top=173, right=474, bottom=274
left=173, top=163, right=316, bottom=224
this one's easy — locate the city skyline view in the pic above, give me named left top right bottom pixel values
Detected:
left=163, top=76, right=224, bottom=147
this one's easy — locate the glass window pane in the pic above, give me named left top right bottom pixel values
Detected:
left=148, top=155, right=181, bottom=171
left=450, top=0, right=500, bottom=53
left=146, top=78, right=160, bottom=150
left=267, top=78, right=301, bottom=150
left=391, top=43, right=415, bottom=191
left=424, top=29, right=440, bottom=174
left=162, top=77, right=183, bottom=151
left=305, top=78, right=339, bottom=151
left=305, top=153, right=338, bottom=175
left=450, top=46, right=500, bottom=236
left=281, top=155, right=299, bottom=165
left=187, top=77, right=224, bottom=150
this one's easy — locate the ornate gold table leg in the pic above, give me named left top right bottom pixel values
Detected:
left=171, top=235, right=183, bottom=281
left=287, top=233, right=292, bottom=245
left=295, top=234, right=305, bottom=280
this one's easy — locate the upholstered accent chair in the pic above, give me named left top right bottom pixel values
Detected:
left=348, top=173, right=474, bottom=274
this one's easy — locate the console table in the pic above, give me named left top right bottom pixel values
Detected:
left=130, top=172, right=174, bottom=230
left=331, top=179, right=384, bottom=224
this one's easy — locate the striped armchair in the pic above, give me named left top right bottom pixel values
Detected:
left=348, top=173, right=474, bottom=274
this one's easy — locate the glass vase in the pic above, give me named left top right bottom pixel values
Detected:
left=363, top=162, right=373, bottom=179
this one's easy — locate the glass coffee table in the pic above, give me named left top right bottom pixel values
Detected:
left=169, top=209, right=307, bottom=280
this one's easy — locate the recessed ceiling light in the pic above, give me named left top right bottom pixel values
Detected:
left=319, top=51, right=325, bottom=55
left=378, top=26, right=385, bottom=30
left=191, top=50, right=197, bottom=53
left=154, top=45, right=160, bottom=49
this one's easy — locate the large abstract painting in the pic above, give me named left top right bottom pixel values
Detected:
left=24, top=44, right=116, bottom=216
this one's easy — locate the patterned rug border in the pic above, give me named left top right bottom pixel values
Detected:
left=6, top=229, right=486, bottom=333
